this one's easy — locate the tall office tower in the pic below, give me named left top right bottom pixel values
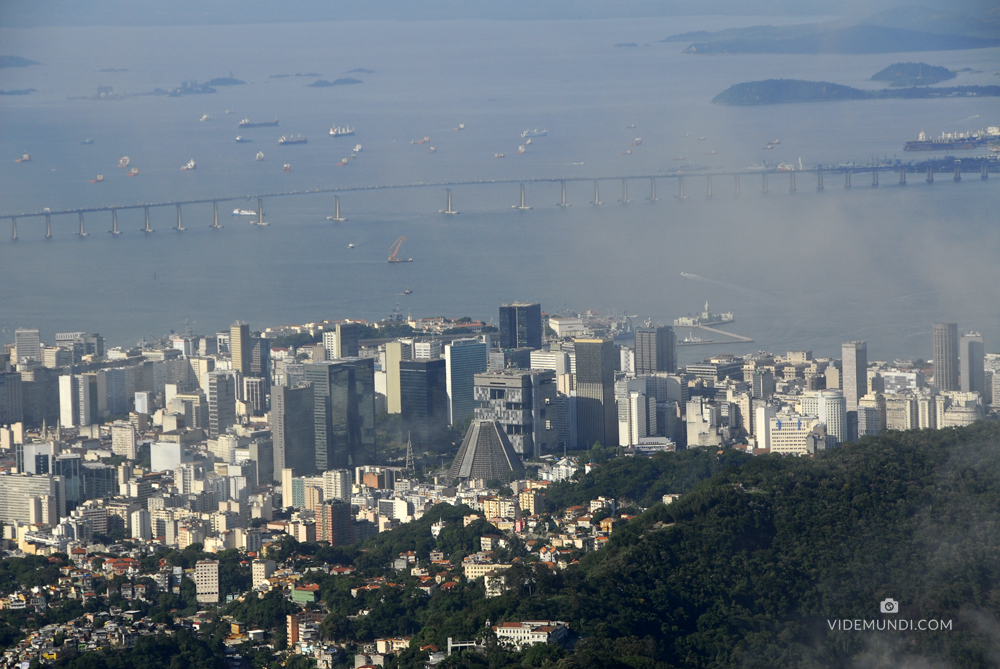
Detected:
left=0, top=372, right=24, bottom=426
left=399, top=359, right=449, bottom=449
left=933, top=323, right=960, bottom=391
left=799, top=389, right=847, bottom=444
left=618, top=390, right=657, bottom=447
left=385, top=341, right=404, bottom=414
left=322, top=469, right=351, bottom=502
left=751, top=370, right=776, bottom=400
left=474, top=369, right=556, bottom=459
left=19, top=366, right=59, bottom=428
left=59, top=375, right=78, bottom=428
left=336, top=323, right=359, bottom=359
left=960, top=332, right=985, bottom=394
left=250, top=337, right=271, bottom=388
left=96, top=367, right=135, bottom=418
left=499, top=303, right=543, bottom=350
left=445, top=339, right=488, bottom=426
left=244, top=377, right=267, bottom=417
left=304, top=359, right=375, bottom=471
left=0, top=472, right=65, bottom=525
left=207, top=371, right=238, bottom=438
left=574, top=338, right=618, bottom=448
left=841, top=341, right=868, bottom=412
left=413, top=340, right=443, bottom=360
left=272, top=383, right=316, bottom=476
left=111, top=421, right=138, bottom=460
left=14, top=329, right=41, bottom=364
left=55, top=332, right=104, bottom=358
left=76, top=375, right=99, bottom=427
left=316, top=500, right=351, bottom=545
left=230, top=322, right=252, bottom=378
left=634, top=326, right=677, bottom=375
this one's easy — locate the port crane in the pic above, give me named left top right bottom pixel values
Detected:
left=388, top=236, right=412, bottom=263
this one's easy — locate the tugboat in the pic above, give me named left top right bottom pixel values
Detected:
left=200, top=114, right=211, bottom=122
left=256, top=151, right=264, bottom=161
left=15, top=153, right=30, bottom=163
left=127, top=167, right=139, bottom=177
left=282, top=163, right=291, bottom=172
left=348, top=243, right=355, bottom=249
left=118, top=156, right=130, bottom=168
left=403, top=287, right=412, bottom=295
left=180, top=159, right=196, bottom=170
left=517, top=145, right=526, bottom=154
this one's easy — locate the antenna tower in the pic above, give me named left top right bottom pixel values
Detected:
left=405, top=432, right=415, bottom=473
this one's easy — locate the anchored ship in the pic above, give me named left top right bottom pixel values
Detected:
left=904, top=128, right=991, bottom=151
left=181, top=159, right=196, bottom=170
left=238, top=118, right=279, bottom=128
left=521, top=129, right=547, bottom=138
left=330, top=126, right=355, bottom=137
left=232, top=208, right=257, bottom=216
left=235, top=135, right=252, bottom=143
left=256, top=151, right=265, bottom=161
left=278, top=135, right=307, bottom=145
left=118, top=156, right=130, bottom=168
left=15, top=153, right=30, bottom=163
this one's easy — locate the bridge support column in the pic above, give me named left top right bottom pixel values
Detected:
left=983, top=164, right=989, bottom=180
left=619, top=179, right=630, bottom=203
left=78, top=212, right=88, bottom=237
left=591, top=179, right=602, bottom=205
left=677, top=177, right=685, bottom=199
left=816, top=170, right=824, bottom=191
left=761, top=173, right=768, bottom=194
left=211, top=201, right=222, bottom=228
left=789, top=172, right=796, bottom=193
left=329, top=195, right=347, bottom=221
left=871, top=170, right=879, bottom=187
left=734, top=174, right=740, bottom=196
left=557, top=181, right=570, bottom=207
left=45, top=214, right=52, bottom=239
left=926, top=167, right=934, bottom=183
left=441, top=189, right=459, bottom=215
left=845, top=172, right=851, bottom=188
left=11, top=217, right=17, bottom=242
left=143, top=206, right=154, bottom=233
left=256, top=199, right=264, bottom=226
left=513, top=183, right=532, bottom=210
left=647, top=178, right=659, bottom=202
left=954, top=166, right=961, bottom=181
left=109, top=209, right=121, bottom=235
left=706, top=175, right=712, bottom=198
left=176, top=204, right=185, bottom=231
left=899, top=168, right=906, bottom=186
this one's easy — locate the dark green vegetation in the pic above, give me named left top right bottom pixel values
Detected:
left=713, top=78, right=1000, bottom=105
left=0, top=55, right=39, bottom=68
left=47, top=629, right=226, bottom=669
left=307, top=78, right=363, bottom=87
left=667, top=6, right=1000, bottom=54
left=871, top=62, right=955, bottom=86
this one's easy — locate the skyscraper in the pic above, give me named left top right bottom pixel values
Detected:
left=385, top=341, right=404, bottom=414
left=574, top=338, right=618, bottom=448
left=272, top=383, right=316, bottom=476
left=800, top=389, right=847, bottom=444
left=207, top=371, right=238, bottom=438
left=14, top=328, right=41, bottom=364
left=230, top=322, right=252, bottom=378
left=634, top=326, right=677, bottom=375
left=399, top=359, right=449, bottom=449
left=933, top=323, right=959, bottom=391
left=0, top=373, right=24, bottom=426
left=841, top=341, right=868, bottom=412
left=499, top=303, right=542, bottom=350
left=336, top=323, right=359, bottom=359
left=473, top=369, right=556, bottom=459
left=445, top=339, right=488, bottom=426
left=304, top=358, right=375, bottom=471
left=960, top=332, right=985, bottom=394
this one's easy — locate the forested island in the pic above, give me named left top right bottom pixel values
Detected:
left=307, top=77, right=363, bottom=87
left=713, top=78, right=1000, bottom=105
left=0, top=55, right=39, bottom=68
left=204, top=76, right=245, bottom=86
left=871, top=62, right=955, bottom=86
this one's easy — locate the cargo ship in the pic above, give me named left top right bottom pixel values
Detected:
left=278, top=135, right=307, bottom=145
left=235, top=135, right=252, bottom=143
left=15, top=153, right=30, bottom=163
left=181, top=159, right=196, bottom=170
left=232, top=208, right=257, bottom=216
left=521, top=129, right=547, bottom=138
left=330, top=126, right=355, bottom=137
left=904, top=129, right=987, bottom=151
left=238, top=118, right=279, bottom=128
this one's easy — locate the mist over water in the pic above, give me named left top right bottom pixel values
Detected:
left=1, top=18, right=998, bottom=363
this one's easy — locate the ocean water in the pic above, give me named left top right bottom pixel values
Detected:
left=0, top=18, right=998, bottom=364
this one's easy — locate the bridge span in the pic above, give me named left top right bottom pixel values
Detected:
left=2, top=163, right=993, bottom=241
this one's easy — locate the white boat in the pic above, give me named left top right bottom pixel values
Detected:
left=232, top=208, right=257, bottom=216
left=525, top=138, right=532, bottom=145
left=330, top=125, right=355, bottom=137
left=354, top=144, right=363, bottom=152
left=348, top=243, right=355, bottom=249
left=200, top=114, right=211, bottom=122
left=521, top=129, right=547, bottom=138
left=180, top=159, right=196, bottom=170
left=517, top=145, right=526, bottom=154
left=256, top=151, right=265, bottom=161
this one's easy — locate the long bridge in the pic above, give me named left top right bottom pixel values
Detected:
left=1, top=163, right=993, bottom=241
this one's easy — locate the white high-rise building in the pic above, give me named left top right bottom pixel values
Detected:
left=14, top=329, right=41, bottom=364
left=322, top=469, right=351, bottom=502
left=444, top=339, right=488, bottom=426
left=842, top=342, right=867, bottom=412
left=111, top=422, right=138, bottom=460
left=799, top=389, right=847, bottom=444
left=414, top=340, right=443, bottom=360
left=617, top=390, right=656, bottom=447
left=252, top=559, right=276, bottom=589
left=195, top=560, right=219, bottom=603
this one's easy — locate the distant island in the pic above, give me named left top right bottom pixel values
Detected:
left=307, top=78, right=363, bottom=87
left=666, top=7, right=1000, bottom=55
left=0, top=55, right=39, bottom=68
left=0, top=88, right=36, bottom=95
left=205, top=77, right=245, bottom=86
left=713, top=78, right=1000, bottom=105
left=346, top=68, right=374, bottom=74
left=614, top=42, right=639, bottom=47
left=98, top=68, right=128, bottom=73
left=269, top=72, right=322, bottom=78
left=871, top=62, right=955, bottom=87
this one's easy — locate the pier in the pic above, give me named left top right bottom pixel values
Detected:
left=2, top=164, right=995, bottom=241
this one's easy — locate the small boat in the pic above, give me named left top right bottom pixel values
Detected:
left=200, top=114, right=211, bottom=122
left=127, top=167, right=139, bottom=177
left=81, top=138, right=94, bottom=145
left=330, top=125, right=355, bottom=137
left=454, top=123, right=465, bottom=130
left=278, top=134, right=307, bottom=145
left=517, top=145, right=526, bottom=154
left=348, top=243, right=355, bottom=249
left=621, top=149, right=632, bottom=155
left=521, top=129, right=547, bottom=138
left=494, top=153, right=505, bottom=158
left=354, top=144, right=363, bottom=152
left=672, top=156, right=685, bottom=161
left=763, top=145, right=774, bottom=149
left=626, top=123, right=637, bottom=129
left=682, top=335, right=713, bottom=344
left=338, top=157, right=349, bottom=166
left=684, top=132, right=691, bottom=137
left=525, top=138, right=532, bottom=145
left=118, top=156, right=130, bottom=168
left=631, top=138, right=642, bottom=146
left=698, top=136, right=706, bottom=141
left=771, top=139, right=781, bottom=145
left=403, top=287, right=412, bottom=295
left=428, top=146, right=436, bottom=153
left=224, top=109, right=234, bottom=114
left=15, top=153, right=30, bottom=163
left=411, top=136, right=430, bottom=145
left=89, top=174, right=104, bottom=183
left=705, top=150, right=717, bottom=155
left=233, top=208, right=257, bottom=216
left=282, top=163, right=291, bottom=172
left=181, top=159, right=196, bottom=170
left=256, top=151, right=265, bottom=161
left=236, top=136, right=252, bottom=143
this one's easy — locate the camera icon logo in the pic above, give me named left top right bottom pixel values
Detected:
left=880, top=598, right=899, bottom=614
